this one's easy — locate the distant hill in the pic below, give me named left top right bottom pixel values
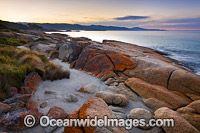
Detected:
left=0, top=20, right=44, bottom=31
left=0, top=20, right=166, bottom=31
left=36, top=23, right=166, bottom=31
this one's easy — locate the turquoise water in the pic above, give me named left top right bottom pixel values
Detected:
left=50, top=30, right=200, bottom=75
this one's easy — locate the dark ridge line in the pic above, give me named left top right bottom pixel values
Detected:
left=113, top=70, right=120, bottom=77
left=167, top=70, right=176, bottom=89
left=103, top=52, right=116, bottom=69
left=124, top=83, right=141, bottom=97
left=121, top=68, right=131, bottom=78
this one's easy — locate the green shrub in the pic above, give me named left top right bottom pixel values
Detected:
left=9, top=27, right=24, bottom=33
left=36, top=38, right=48, bottom=42
left=0, top=36, right=26, bottom=46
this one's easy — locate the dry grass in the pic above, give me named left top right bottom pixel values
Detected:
left=49, top=50, right=59, bottom=59
left=17, top=49, right=48, bottom=63
left=0, top=45, right=70, bottom=101
left=19, top=54, right=42, bottom=64
left=43, top=62, right=70, bottom=81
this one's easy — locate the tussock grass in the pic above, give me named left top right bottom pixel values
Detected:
left=49, top=50, right=59, bottom=59
left=43, top=62, right=70, bottom=81
left=17, top=49, right=48, bottom=63
left=0, top=45, right=70, bottom=100
left=19, top=54, right=43, bottom=65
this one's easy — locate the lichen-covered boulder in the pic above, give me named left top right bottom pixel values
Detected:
left=64, top=110, right=84, bottom=133
left=64, top=97, right=127, bottom=133
left=47, top=106, right=67, bottom=119
left=20, top=72, right=41, bottom=94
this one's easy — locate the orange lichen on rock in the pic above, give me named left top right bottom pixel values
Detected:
left=83, top=54, right=114, bottom=77
left=79, top=87, right=85, bottom=91
left=26, top=100, right=38, bottom=111
left=108, top=53, right=136, bottom=71
left=47, top=106, right=67, bottom=119
left=64, top=110, right=84, bottom=133
left=79, top=97, right=113, bottom=132
left=72, top=45, right=136, bottom=78
left=20, top=72, right=41, bottom=94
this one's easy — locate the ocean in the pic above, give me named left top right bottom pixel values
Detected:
left=49, top=30, right=200, bottom=75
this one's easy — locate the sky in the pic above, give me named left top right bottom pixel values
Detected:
left=0, top=0, right=200, bottom=30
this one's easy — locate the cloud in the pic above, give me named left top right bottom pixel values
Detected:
left=114, top=15, right=149, bottom=20
left=80, top=16, right=200, bottom=30
left=164, top=17, right=200, bottom=23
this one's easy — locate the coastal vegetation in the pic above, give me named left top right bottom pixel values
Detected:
left=0, top=44, right=70, bottom=100
left=0, top=21, right=70, bottom=100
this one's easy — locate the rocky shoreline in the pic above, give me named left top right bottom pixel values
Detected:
left=0, top=31, right=200, bottom=133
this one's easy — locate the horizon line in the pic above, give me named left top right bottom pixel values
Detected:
left=1, top=19, right=200, bottom=31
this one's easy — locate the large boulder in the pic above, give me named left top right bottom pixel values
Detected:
left=20, top=72, right=41, bottom=95
left=72, top=44, right=136, bottom=78
left=154, top=107, right=199, bottom=133
left=168, top=70, right=200, bottom=94
left=106, top=53, right=136, bottom=71
left=31, top=42, right=56, bottom=53
left=95, top=91, right=128, bottom=106
left=108, top=83, right=138, bottom=100
left=125, top=78, right=189, bottom=108
left=143, top=98, right=174, bottom=111
left=76, top=47, right=115, bottom=77
left=64, top=97, right=127, bottom=133
left=64, top=110, right=84, bottom=133
left=186, top=100, right=200, bottom=113
left=123, top=58, right=176, bottom=88
left=177, top=106, right=195, bottom=114
left=59, top=43, right=73, bottom=60
left=179, top=113, right=200, bottom=131
left=59, top=41, right=91, bottom=62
